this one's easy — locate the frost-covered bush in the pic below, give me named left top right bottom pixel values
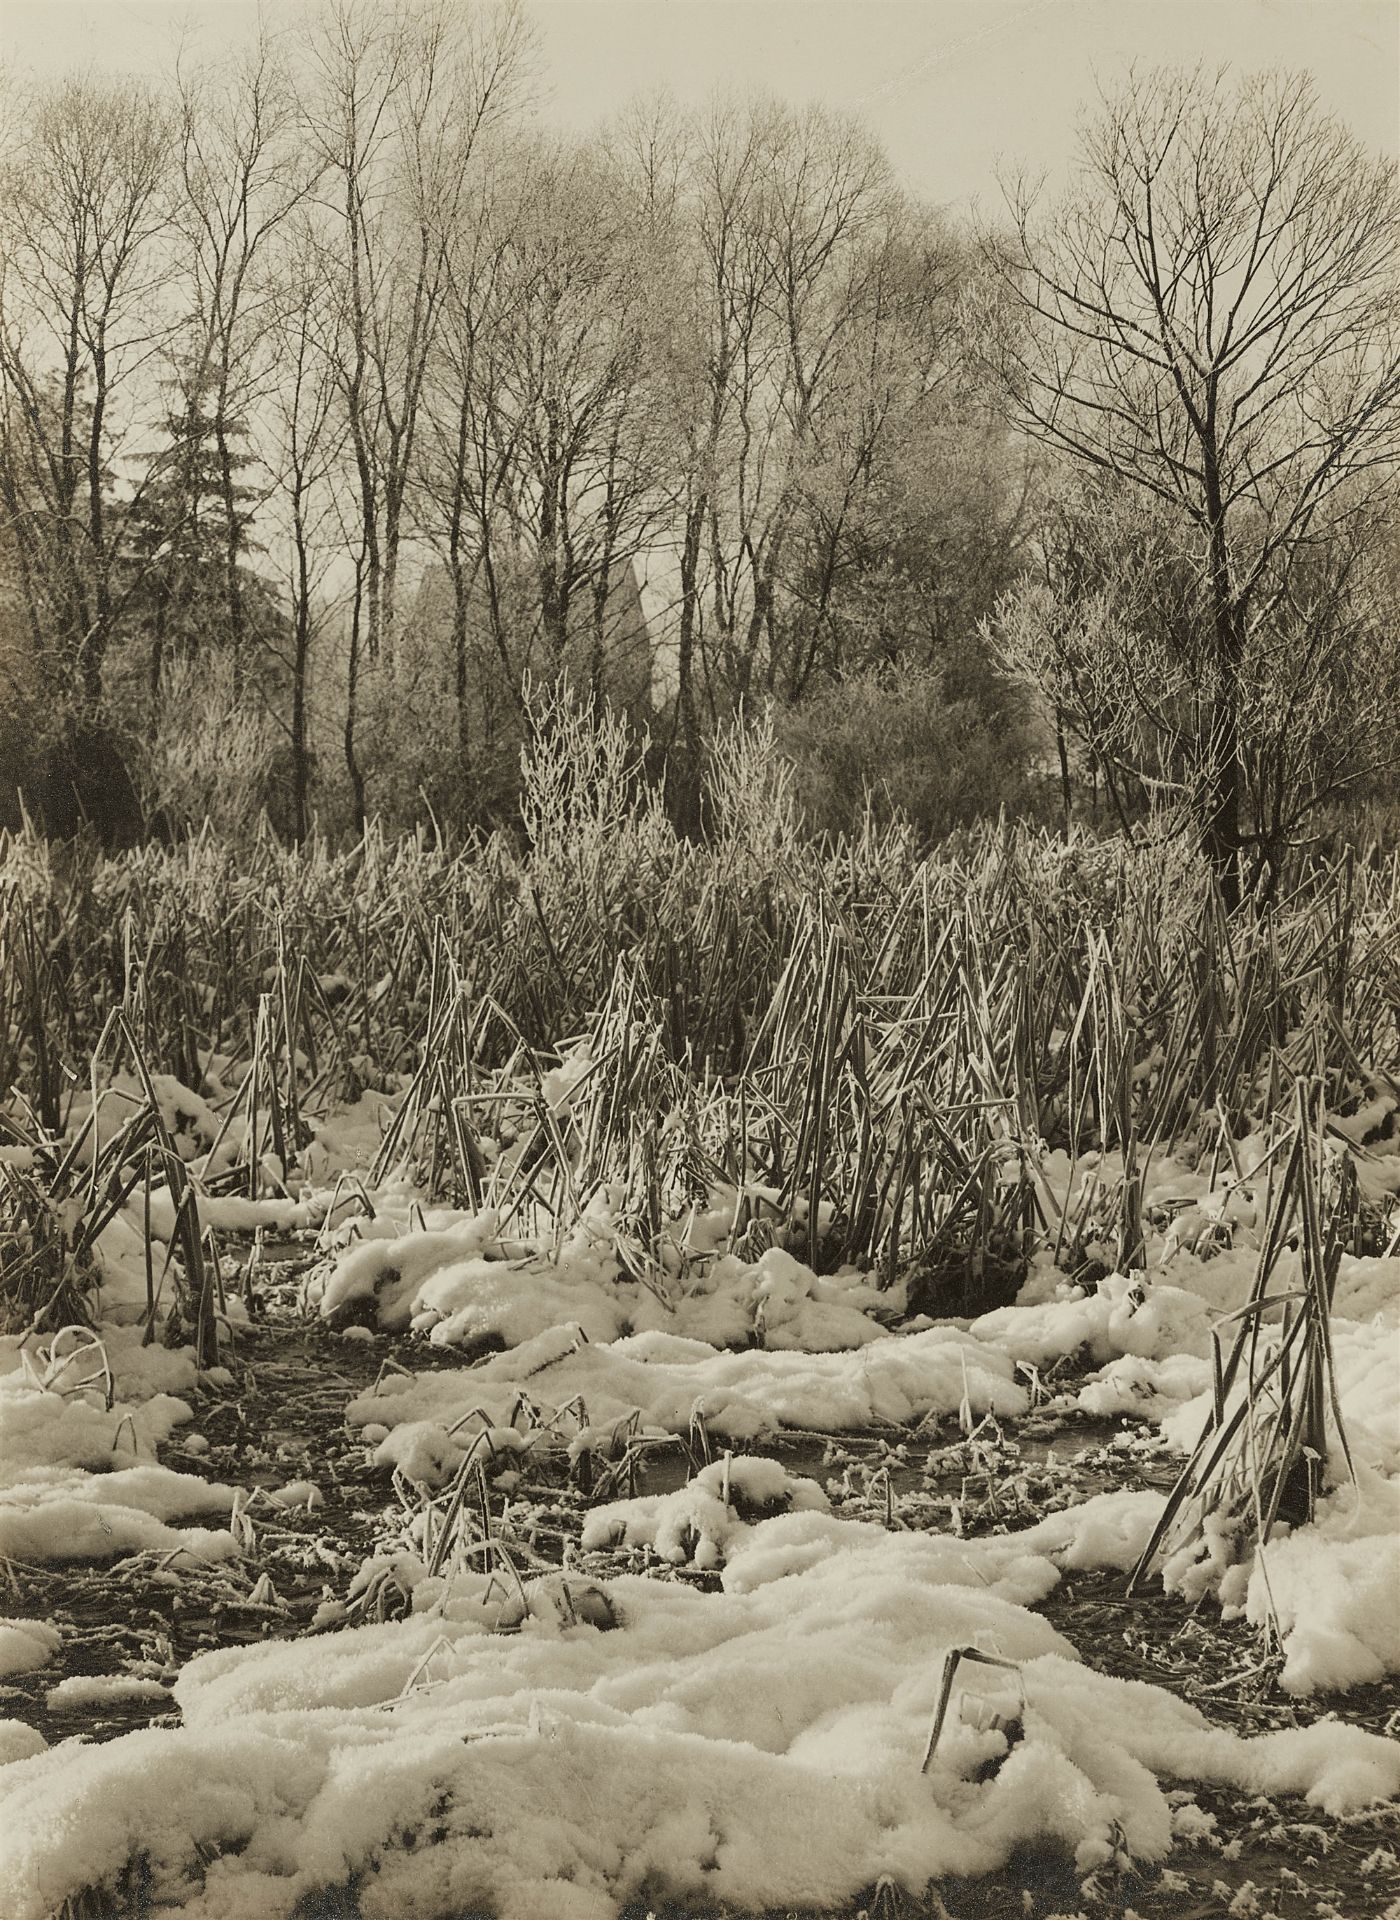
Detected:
left=776, top=660, right=1042, bottom=844
left=140, top=653, right=279, bottom=841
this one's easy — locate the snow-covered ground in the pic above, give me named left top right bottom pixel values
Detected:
left=0, top=1095, right=1396, bottom=1918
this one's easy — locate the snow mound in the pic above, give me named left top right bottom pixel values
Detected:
left=346, top=1319, right=1027, bottom=1442
left=0, top=1620, right=60, bottom=1678
left=1246, top=1468, right=1400, bottom=1694
left=582, top=1454, right=830, bottom=1567
left=0, top=1357, right=236, bottom=1564
left=46, top=1674, right=173, bottom=1709
left=2, top=1528, right=1396, bottom=1920
left=316, top=1202, right=895, bottom=1354
left=974, top=1270, right=1212, bottom=1367
left=0, top=1722, right=46, bottom=1766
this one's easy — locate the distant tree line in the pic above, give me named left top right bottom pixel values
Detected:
left=0, top=12, right=1395, bottom=894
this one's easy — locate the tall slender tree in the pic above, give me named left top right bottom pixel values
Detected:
left=304, top=0, right=531, bottom=824
left=171, top=27, right=315, bottom=683
left=0, top=75, right=175, bottom=703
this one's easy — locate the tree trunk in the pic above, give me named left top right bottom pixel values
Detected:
left=149, top=581, right=171, bottom=728
left=590, top=555, right=612, bottom=706
left=382, top=477, right=403, bottom=671
left=214, top=410, right=247, bottom=690
left=538, top=479, right=568, bottom=663
left=1202, top=485, right=1243, bottom=912
left=290, top=519, right=312, bottom=846
left=448, top=549, right=475, bottom=820
left=345, top=577, right=367, bottom=836
left=671, top=497, right=706, bottom=838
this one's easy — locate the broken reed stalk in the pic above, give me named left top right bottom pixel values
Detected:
left=1127, top=1079, right=1357, bottom=1604
left=116, top=1012, right=220, bottom=1367
left=920, top=1646, right=1023, bottom=1774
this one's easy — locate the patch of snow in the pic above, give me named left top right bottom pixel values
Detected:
left=0, top=1620, right=60, bottom=1678
left=46, top=1674, right=173, bottom=1709
left=0, top=1722, right=46, bottom=1766
left=347, top=1319, right=1026, bottom=1442
left=2, top=1526, right=1395, bottom=1920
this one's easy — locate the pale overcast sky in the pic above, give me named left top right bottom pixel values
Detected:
left=1, top=0, right=1395, bottom=210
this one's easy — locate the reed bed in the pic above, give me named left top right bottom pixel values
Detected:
left=2, top=710, right=1396, bottom=1336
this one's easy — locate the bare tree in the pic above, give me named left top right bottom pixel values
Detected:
left=989, top=66, right=1400, bottom=901
left=167, top=27, right=315, bottom=687
left=306, top=0, right=530, bottom=659
left=669, top=101, right=900, bottom=708
left=485, top=138, right=670, bottom=672
left=266, top=223, right=346, bottom=842
left=616, top=95, right=869, bottom=825
left=416, top=125, right=675, bottom=815
left=415, top=144, right=518, bottom=785
left=617, top=92, right=776, bottom=830
left=0, top=75, right=174, bottom=706
left=607, top=93, right=961, bottom=828
left=768, top=200, right=975, bottom=697
left=304, top=0, right=531, bottom=821
left=736, top=101, right=897, bottom=700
